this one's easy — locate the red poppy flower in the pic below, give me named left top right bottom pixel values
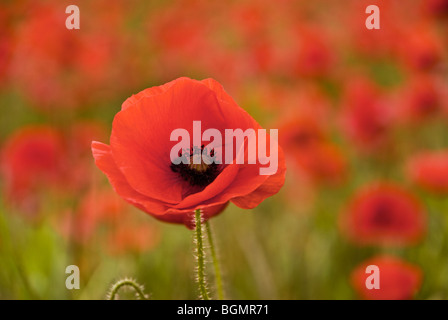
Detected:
left=407, top=151, right=448, bottom=194
left=147, top=0, right=216, bottom=80
left=231, top=1, right=270, bottom=39
left=1, top=126, right=65, bottom=213
left=279, top=116, right=326, bottom=152
left=293, top=142, right=347, bottom=186
left=396, top=25, right=443, bottom=71
left=396, top=74, right=444, bottom=123
left=10, top=1, right=133, bottom=110
left=339, top=182, right=426, bottom=246
left=351, top=255, right=422, bottom=300
left=347, top=0, right=402, bottom=57
left=339, top=77, right=394, bottom=151
left=0, top=4, right=14, bottom=88
left=288, top=25, right=335, bottom=78
left=92, top=77, right=286, bottom=228
left=280, top=123, right=346, bottom=185
left=279, top=106, right=346, bottom=186
left=423, top=0, right=448, bottom=17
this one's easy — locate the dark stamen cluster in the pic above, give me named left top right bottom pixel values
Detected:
left=171, top=145, right=220, bottom=187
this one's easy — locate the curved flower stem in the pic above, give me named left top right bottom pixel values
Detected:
left=107, top=279, right=148, bottom=300
left=205, top=221, right=224, bottom=300
left=194, top=209, right=210, bottom=300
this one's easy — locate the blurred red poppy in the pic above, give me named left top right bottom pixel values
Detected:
left=339, top=77, right=394, bottom=151
left=340, top=182, right=426, bottom=246
left=396, top=74, right=445, bottom=123
left=279, top=107, right=346, bottom=186
left=92, top=77, right=286, bottom=228
left=407, top=151, right=448, bottom=194
left=288, top=25, right=335, bottom=78
left=423, top=0, right=448, bottom=17
left=347, top=0, right=402, bottom=58
left=279, top=116, right=326, bottom=151
left=396, top=25, right=443, bottom=71
left=351, top=255, right=422, bottom=300
left=295, top=142, right=347, bottom=185
left=1, top=126, right=65, bottom=213
left=0, top=3, right=14, bottom=87
left=65, top=121, right=108, bottom=192
left=9, top=1, right=133, bottom=111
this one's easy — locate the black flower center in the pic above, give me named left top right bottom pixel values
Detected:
left=371, top=202, right=394, bottom=228
left=170, top=145, right=220, bottom=187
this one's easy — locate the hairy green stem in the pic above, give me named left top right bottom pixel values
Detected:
left=107, top=279, right=148, bottom=300
left=205, top=221, right=224, bottom=300
left=194, top=209, right=210, bottom=300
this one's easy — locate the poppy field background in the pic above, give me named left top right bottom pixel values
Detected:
left=1, top=0, right=448, bottom=300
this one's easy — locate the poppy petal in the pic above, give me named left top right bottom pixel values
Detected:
left=91, top=141, right=168, bottom=215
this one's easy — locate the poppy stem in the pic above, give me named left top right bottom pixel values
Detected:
left=205, top=221, right=224, bottom=300
left=107, top=278, right=148, bottom=300
left=194, top=209, right=210, bottom=300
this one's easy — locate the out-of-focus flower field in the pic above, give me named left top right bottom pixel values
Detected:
left=1, top=0, right=448, bottom=300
